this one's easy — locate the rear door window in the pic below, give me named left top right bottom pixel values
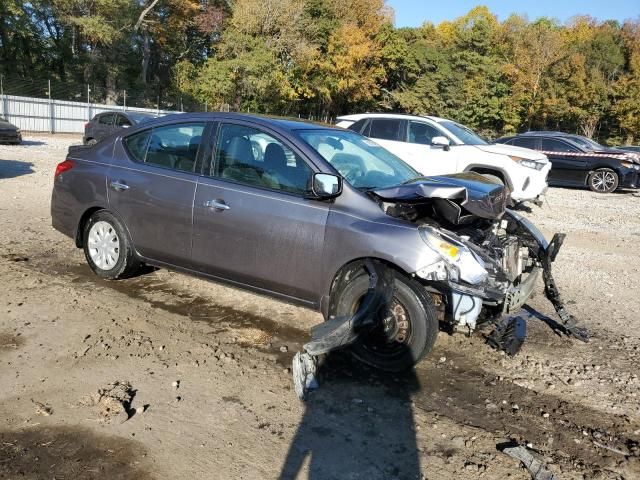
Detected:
left=123, top=123, right=205, bottom=172
left=368, top=119, right=403, bottom=141
left=98, top=114, right=115, bottom=125
left=541, top=138, right=579, bottom=153
left=513, top=137, right=538, bottom=149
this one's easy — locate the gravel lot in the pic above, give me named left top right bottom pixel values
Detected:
left=1, top=134, right=639, bottom=479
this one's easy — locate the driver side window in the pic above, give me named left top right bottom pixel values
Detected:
left=408, top=121, right=442, bottom=145
left=213, top=123, right=312, bottom=195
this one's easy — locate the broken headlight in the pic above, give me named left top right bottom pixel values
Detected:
left=417, top=226, right=488, bottom=285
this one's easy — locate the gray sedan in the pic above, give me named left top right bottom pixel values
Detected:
left=51, top=113, right=582, bottom=374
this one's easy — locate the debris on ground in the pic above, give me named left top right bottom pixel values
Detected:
left=31, top=399, right=53, bottom=416
left=79, top=380, right=135, bottom=424
left=498, top=442, right=558, bottom=480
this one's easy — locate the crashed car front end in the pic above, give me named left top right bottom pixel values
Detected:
left=371, top=173, right=587, bottom=342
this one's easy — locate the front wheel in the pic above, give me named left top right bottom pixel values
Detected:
left=82, top=210, right=140, bottom=279
left=329, top=270, right=438, bottom=372
left=588, top=168, right=618, bottom=193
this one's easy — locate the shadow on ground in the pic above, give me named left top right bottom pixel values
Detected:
left=0, top=159, right=35, bottom=179
left=279, top=353, right=421, bottom=480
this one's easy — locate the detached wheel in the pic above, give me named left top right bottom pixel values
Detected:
left=82, top=210, right=140, bottom=279
left=329, top=271, right=438, bottom=372
left=588, top=168, right=618, bottom=193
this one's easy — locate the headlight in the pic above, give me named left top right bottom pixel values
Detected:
left=510, top=155, right=544, bottom=171
left=418, top=226, right=488, bottom=284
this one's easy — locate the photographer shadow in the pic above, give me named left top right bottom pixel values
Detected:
left=279, top=351, right=422, bottom=480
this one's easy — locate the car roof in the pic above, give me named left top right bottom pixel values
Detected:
left=144, top=112, right=340, bottom=133
left=336, top=113, right=450, bottom=124
left=520, top=131, right=572, bottom=137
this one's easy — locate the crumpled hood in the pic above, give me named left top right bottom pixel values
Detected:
left=476, top=143, right=549, bottom=162
left=371, top=172, right=509, bottom=220
left=592, top=148, right=640, bottom=164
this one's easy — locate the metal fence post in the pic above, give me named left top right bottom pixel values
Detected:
left=87, top=84, right=91, bottom=121
left=123, top=90, right=127, bottom=111
left=48, top=79, right=54, bottom=133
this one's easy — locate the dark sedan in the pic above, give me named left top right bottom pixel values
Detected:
left=496, top=131, right=640, bottom=193
left=0, top=115, right=22, bottom=144
left=83, top=111, right=156, bottom=145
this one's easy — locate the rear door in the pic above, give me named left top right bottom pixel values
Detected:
left=96, top=113, right=116, bottom=141
left=107, top=121, right=207, bottom=265
left=191, top=121, right=329, bottom=303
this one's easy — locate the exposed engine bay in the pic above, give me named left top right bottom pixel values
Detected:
left=292, top=173, right=588, bottom=400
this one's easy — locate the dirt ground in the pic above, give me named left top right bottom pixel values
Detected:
left=1, top=134, right=639, bottom=480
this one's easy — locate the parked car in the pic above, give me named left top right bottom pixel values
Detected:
left=496, top=131, right=640, bottom=193
left=620, top=146, right=640, bottom=153
left=335, top=113, right=550, bottom=205
left=52, top=113, right=572, bottom=373
left=83, top=111, right=156, bottom=145
left=0, top=115, right=22, bottom=144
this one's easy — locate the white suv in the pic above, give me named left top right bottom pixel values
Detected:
left=336, top=113, right=550, bottom=204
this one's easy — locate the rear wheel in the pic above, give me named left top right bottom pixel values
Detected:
left=82, top=211, right=140, bottom=279
left=588, top=168, right=618, bottom=193
left=329, top=271, right=438, bottom=372
left=86, top=138, right=97, bottom=146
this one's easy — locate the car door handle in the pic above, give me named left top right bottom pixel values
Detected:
left=109, top=181, right=129, bottom=191
left=204, top=199, right=230, bottom=211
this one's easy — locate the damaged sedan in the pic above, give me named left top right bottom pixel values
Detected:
left=50, top=113, right=586, bottom=398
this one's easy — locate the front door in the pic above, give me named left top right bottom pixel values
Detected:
left=107, top=121, right=207, bottom=265
left=540, top=138, right=588, bottom=185
left=191, top=122, right=329, bottom=303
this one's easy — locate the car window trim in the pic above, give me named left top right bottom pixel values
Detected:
left=205, top=119, right=319, bottom=199
left=121, top=120, right=207, bottom=175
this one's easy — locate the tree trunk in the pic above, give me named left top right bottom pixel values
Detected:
left=141, top=33, right=151, bottom=84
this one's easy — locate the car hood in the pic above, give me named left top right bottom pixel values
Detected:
left=370, top=172, right=509, bottom=220
left=0, top=121, right=18, bottom=131
left=591, top=148, right=640, bottom=163
left=477, top=143, right=548, bottom=162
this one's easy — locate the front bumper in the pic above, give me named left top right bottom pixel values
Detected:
left=0, top=130, right=21, bottom=143
left=509, top=162, right=551, bottom=203
left=618, top=167, right=639, bottom=189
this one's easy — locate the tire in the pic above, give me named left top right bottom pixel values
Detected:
left=82, top=210, right=140, bottom=280
left=329, top=270, right=438, bottom=372
left=588, top=168, right=618, bottom=193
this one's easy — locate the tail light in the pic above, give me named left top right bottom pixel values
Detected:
left=55, top=159, right=75, bottom=179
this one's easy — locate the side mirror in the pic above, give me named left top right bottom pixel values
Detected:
left=312, top=173, right=342, bottom=199
left=432, top=136, right=451, bottom=150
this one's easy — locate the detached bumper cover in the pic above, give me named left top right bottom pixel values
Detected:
left=505, top=210, right=589, bottom=342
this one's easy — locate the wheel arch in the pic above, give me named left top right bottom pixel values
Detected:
left=321, top=256, right=415, bottom=319
left=75, top=207, right=135, bottom=250
left=465, top=164, right=514, bottom=190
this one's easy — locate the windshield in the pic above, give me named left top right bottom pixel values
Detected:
left=298, top=129, right=420, bottom=189
left=128, top=113, right=155, bottom=124
left=569, top=135, right=604, bottom=151
left=439, top=120, right=488, bottom=145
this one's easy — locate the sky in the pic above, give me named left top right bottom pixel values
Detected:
left=387, top=0, right=640, bottom=27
